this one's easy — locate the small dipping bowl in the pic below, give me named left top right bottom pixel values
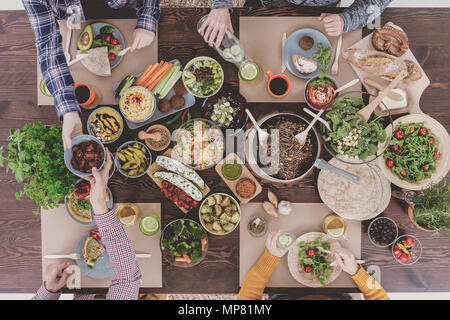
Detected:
left=143, top=124, right=171, bottom=151
left=64, top=135, right=106, bottom=177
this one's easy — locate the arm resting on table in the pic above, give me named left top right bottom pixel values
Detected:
left=339, top=0, right=392, bottom=33
left=351, top=266, right=389, bottom=300
left=95, top=210, right=142, bottom=300
left=237, top=250, right=280, bottom=300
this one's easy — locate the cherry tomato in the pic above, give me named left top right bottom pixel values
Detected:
left=393, top=249, right=402, bottom=258
left=399, top=253, right=408, bottom=263
left=307, top=249, right=315, bottom=257
left=108, top=52, right=116, bottom=61
left=394, top=129, right=404, bottom=140
left=304, top=265, right=312, bottom=273
left=386, top=159, right=395, bottom=168
left=423, top=165, right=429, bottom=171
left=401, top=239, right=408, bottom=246
left=394, top=244, right=400, bottom=251
left=391, top=144, right=400, bottom=152
left=405, top=237, right=415, bottom=247
left=419, top=127, right=427, bottom=136
left=104, top=35, right=112, bottom=43
left=400, top=170, right=407, bottom=176
left=434, top=150, right=441, bottom=158
left=111, top=37, right=119, bottom=45
left=428, top=137, right=435, bottom=144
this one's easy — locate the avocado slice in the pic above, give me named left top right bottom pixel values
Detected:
left=77, top=25, right=93, bottom=51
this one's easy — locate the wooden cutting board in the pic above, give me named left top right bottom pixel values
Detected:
left=215, top=153, right=262, bottom=204
left=347, top=23, right=430, bottom=116
left=147, top=148, right=210, bottom=213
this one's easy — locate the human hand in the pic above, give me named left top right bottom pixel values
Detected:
left=199, top=8, right=233, bottom=48
left=318, top=13, right=345, bottom=36
left=62, top=111, right=82, bottom=149
left=43, top=262, right=71, bottom=293
left=131, top=28, right=156, bottom=52
left=266, top=230, right=294, bottom=258
left=83, top=148, right=112, bottom=215
left=332, top=247, right=359, bottom=276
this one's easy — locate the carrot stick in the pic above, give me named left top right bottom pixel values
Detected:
left=147, top=66, right=172, bottom=90
left=136, top=61, right=163, bottom=85
left=144, top=63, right=172, bottom=88
left=201, top=237, right=207, bottom=252
left=175, top=257, right=188, bottom=262
left=182, top=254, right=192, bottom=264
left=135, top=63, right=157, bottom=85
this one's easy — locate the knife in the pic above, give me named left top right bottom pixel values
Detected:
left=281, top=32, right=287, bottom=73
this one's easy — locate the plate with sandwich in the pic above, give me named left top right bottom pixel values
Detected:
left=75, top=230, right=111, bottom=279
left=283, top=28, right=332, bottom=79
left=64, top=179, right=114, bottom=226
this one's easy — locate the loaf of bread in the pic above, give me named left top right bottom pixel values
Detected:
left=343, top=49, right=422, bottom=81
left=372, top=22, right=409, bottom=57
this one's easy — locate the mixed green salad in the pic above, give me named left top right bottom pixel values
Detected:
left=183, top=58, right=224, bottom=97
left=161, top=219, right=207, bottom=265
left=323, top=96, right=387, bottom=160
left=298, top=237, right=332, bottom=286
left=384, top=122, right=440, bottom=183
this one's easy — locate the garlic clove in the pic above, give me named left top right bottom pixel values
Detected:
left=267, top=189, right=278, bottom=208
left=263, top=201, right=279, bottom=219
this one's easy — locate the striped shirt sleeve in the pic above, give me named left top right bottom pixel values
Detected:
left=95, top=209, right=142, bottom=300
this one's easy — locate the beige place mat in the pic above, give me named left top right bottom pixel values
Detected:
left=239, top=16, right=362, bottom=103
left=38, top=19, right=158, bottom=106
left=41, top=203, right=162, bottom=288
left=348, top=28, right=430, bottom=115
left=239, top=203, right=361, bottom=288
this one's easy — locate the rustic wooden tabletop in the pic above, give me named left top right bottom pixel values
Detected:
left=0, top=7, right=449, bottom=294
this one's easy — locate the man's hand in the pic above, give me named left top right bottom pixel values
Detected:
left=266, top=230, right=294, bottom=258
left=332, top=247, right=359, bottom=276
left=83, top=149, right=112, bottom=215
left=318, top=13, right=345, bottom=36
left=62, top=111, right=82, bottom=150
left=131, top=28, right=155, bottom=52
left=44, top=262, right=71, bottom=293
left=199, top=8, right=233, bottom=48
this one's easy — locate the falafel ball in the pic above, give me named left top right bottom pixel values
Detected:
left=158, top=98, right=171, bottom=113
left=170, top=95, right=185, bottom=110
left=173, top=80, right=187, bottom=95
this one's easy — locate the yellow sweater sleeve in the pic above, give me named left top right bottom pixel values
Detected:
left=237, top=250, right=280, bottom=300
left=351, top=266, right=389, bottom=300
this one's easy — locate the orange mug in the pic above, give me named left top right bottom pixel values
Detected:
left=266, top=70, right=290, bottom=98
left=74, top=83, right=95, bottom=106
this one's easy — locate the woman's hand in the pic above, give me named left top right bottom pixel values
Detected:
left=62, top=111, right=82, bottom=149
left=332, top=247, right=359, bottom=276
left=43, top=262, right=71, bottom=293
left=199, top=8, right=233, bottom=48
left=318, top=13, right=345, bottom=36
left=83, top=149, right=112, bottom=215
left=266, top=230, right=294, bottom=258
left=131, top=28, right=156, bottom=52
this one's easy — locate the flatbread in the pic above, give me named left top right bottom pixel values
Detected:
left=317, top=159, right=381, bottom=220
left=68, top=193, right=93, bottom=223
left=80, top=47, right=111, bottom=77
left=287, top=232, right=342, bottom=288
left=82, top=236, right=105, bottom=268
left=362, top=164, right=391, bottom=220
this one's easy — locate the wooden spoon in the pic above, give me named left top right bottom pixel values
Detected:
left=358, top=69, right=408, bottom=122
left=245, top=108, right=269, bottom=146
left=138, top=130, right=161, bottom=141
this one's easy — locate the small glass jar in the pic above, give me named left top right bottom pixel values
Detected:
left=276, top=230, right=296, bottom=249
left=247, top=215, right=268, bottom=238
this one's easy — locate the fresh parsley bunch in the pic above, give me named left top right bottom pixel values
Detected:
left=0, top=122, right=75, bottom=215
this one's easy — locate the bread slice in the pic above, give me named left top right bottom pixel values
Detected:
left=82, top=236, right=105, bottom=268
left=291, top=54, right=318, bottom=74
left=343, top=49, right=421, bottom=81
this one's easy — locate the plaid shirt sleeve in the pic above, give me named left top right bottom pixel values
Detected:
left=22, top=0, right=80, bottom=120
left=135, top=0, right=161, bottom=33
left=95, top=209, right=142, bottom=300
left=32, top=284, right=61, bottom=300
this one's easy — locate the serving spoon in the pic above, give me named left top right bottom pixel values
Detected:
left=294, top=109, right=324, bottom=147
left=303, top=108, right=331, bottom=131
left=245, top=108, right=269, bottom=146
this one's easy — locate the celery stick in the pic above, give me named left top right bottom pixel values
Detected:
left=159, top=70, right=182, bottom=99
left=153, top=62, right=180, bottom=96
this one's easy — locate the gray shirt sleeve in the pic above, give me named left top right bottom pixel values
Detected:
left=212, top=0, right=232, bottom=9
left=339, top=0, right=392, bottom=33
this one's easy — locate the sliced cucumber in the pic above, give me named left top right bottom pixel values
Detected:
left=230, top=44, right=241, bottom=57
left=40, top=79, right=52, bottom=97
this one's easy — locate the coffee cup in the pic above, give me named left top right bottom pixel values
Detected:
left=74, top=83, right=95, bottom=106
left=266, top=70, right=290, bottom=98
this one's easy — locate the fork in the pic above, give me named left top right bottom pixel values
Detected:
left=294, top=109, right=324, bottom=147
left=331, top=35, right=342, bottom=75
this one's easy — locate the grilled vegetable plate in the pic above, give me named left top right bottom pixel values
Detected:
left=153, top=171, right=203, bottom=201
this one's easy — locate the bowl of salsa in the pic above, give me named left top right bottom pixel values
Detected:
left=304, top=75, right=338, bottom=111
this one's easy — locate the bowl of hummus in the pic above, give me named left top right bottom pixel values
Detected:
left=304, top=75, right=338, bottom=111
left=119, top=86, right=156, bottom=123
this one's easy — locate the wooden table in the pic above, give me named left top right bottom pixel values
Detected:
left=0, top=7, right=449, bottom=294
